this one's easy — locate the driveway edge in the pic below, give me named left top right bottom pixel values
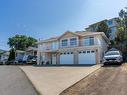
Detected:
left=19, top=66, right=41, bottom=95
left=59, top=65, right=102, bottom=95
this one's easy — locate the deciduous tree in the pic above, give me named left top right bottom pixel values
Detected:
left=115, top=7, right=127, bottom=51
left=7, top=35, right=37, bottom=50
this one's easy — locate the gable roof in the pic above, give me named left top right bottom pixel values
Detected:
left=37, top=36, right=59, bottom=44
left=58, top=31, right=82, bottom=40
left=37, top=31, right=110, bottom=44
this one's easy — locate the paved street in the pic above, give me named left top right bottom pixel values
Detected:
left=61, top=64, right=127, bottom=95
left=0, top=66, right=38, bottom=95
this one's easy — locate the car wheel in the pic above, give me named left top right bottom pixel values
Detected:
left=104, top=63, right=107, bottom=65
left=119, top=62, right=122, bottom=65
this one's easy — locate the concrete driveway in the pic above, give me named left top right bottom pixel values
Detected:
left=20, top=65, right=101, bottom=95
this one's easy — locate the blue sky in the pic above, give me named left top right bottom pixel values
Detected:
left=0, top=0, right=127, bottom=50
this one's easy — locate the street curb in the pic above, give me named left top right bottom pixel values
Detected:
left=19, top=67, right=41, bottom=95
left=59, top=65, right=102, bottom=95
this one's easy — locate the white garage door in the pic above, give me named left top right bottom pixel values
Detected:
left=79, top=50, right=96, bottom=64
left=60, top=52, right=73, bottom=64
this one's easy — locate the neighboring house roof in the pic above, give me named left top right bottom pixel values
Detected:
left=0, top=49, right=5, bottom=51
left=85, top=17, right=119, bottom=31
left=1, top=51, right=10, bottom=56
left=16, top=50, right=25, bottom=53
left=37, top=36, right=59, bottom=44
left=88, top=19, right=107, bottom=27
left=37, top=31, right=110, bottom=44
left=0, top=49, right=6, bottom=53
left=26, top=46, right=38, bottom=51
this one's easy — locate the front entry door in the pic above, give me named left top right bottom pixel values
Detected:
left=52, top=54, right=57, bottom=64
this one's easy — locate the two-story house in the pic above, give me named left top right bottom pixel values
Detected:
left=37, top=31, right=109, bottom=65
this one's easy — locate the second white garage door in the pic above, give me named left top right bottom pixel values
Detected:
left=79, top=50, right=96, bottom=64
left=60, top=52, right=73, bottom=64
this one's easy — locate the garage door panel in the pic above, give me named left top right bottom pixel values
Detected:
left=60, top=53, right=73, bottom=64
left=79, top=51, right=96, bottom=64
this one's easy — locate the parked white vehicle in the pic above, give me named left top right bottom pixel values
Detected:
left=103, top=50, right=123, bottom=65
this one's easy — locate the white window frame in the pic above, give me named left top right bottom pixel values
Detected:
left=52, top=41, right=58, bottom=50
left=60, top=39, right=68, bottom=47
left=69, top=37, right=78, bottom=47
left=60, top=37, right=79, bottom=48
left=84, top=36, right=94, bottom=46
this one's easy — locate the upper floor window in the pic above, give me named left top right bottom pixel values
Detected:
left=111, top=27, right=116, bottom=32
left=84, top=37, right=94, bottom=46
left=108, top=20, right=113, bottom=26
left=61, top=39, right=68, bottom=47
left=52, top=42, right=58, bottom=50
left=70, top=38, right=77, bottom=46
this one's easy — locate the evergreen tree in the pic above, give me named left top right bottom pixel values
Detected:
left=8, top=48, right=15, bottom=61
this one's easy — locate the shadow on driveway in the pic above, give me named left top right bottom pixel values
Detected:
left=34, top=64, right=95, bottom=67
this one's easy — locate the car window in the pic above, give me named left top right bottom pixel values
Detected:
left=105, top=51, right=120, bottom=56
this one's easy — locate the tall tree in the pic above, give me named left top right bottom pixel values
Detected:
left=96, top=21, right=111, bottom=38
left=8, top=48, right=15, bottom=61
left=118, top=8, right=127, bottom=34
left=115, top=7, right=127, bottom=51
left=7, top=35, right=37, bottom=50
